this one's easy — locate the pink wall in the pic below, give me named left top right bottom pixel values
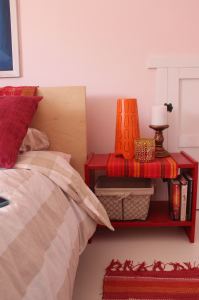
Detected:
left=2, top=0, right=199, bottom=153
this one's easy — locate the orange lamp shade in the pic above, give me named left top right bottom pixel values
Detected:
left=115, top=98, right=140, bottom=160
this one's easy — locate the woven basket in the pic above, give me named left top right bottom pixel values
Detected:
left=95, top=177, right=154, bottom=221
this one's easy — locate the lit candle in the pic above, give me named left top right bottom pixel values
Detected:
left=151, top=105, right=167, bottom=126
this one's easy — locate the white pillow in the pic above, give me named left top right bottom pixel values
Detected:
left=20, top=128, right=50, bottom=152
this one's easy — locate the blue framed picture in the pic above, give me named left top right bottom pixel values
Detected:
left=0, top=0, right=19, bottom=77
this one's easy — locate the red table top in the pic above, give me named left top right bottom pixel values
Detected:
left=86, top=152, right=196, bottom=170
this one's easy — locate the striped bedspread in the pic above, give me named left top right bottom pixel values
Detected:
left=0, top=151, right=113, bottom=300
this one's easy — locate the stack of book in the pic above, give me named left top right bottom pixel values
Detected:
left=168, top=173, right=193, bottom=221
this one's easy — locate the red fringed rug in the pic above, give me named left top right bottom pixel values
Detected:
left=103, top=260, right=199, bottom=300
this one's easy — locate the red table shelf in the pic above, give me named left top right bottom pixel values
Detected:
left=85, top=152, right=198, bottom=243
left=111, top=201, right=192, bottom=228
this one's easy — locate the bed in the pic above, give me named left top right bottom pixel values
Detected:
left=0, top=86, right=112, bottom=300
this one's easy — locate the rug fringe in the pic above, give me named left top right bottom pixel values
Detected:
left=105, top=259, right=199, bottom=274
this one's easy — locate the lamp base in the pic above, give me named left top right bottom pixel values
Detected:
left=149, top=125, right=170, bottom=158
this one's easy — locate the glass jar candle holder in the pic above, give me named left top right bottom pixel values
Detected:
left=134, top=138, right=155, bottom=162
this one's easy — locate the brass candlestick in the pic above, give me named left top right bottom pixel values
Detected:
left=149, top=125, right=170, bottom=158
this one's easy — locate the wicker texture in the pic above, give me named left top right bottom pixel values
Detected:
left=95, top=177, right=154, bottom=221
left=123, top=194, right=150, bottom=220
left=98, top=196, right=123, bottom=220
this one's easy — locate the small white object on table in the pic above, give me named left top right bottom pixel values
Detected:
left=151, top=105, right=167, bottom=126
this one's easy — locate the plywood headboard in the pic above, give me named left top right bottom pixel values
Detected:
left=31, top=86, right=87, bottom=178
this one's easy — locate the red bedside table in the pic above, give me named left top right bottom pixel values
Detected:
left=85, top=152, right=198, bottom=243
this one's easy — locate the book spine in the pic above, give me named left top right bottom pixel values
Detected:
left=186, top=177, right=193, bottom=221
left=168, top=180, right=173, bottom=219
left=172, top=181, right=181, bottom=220
left=180, top=183, right=187, bottom=221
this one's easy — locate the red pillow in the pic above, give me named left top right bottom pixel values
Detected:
left=0, top=86, right=38, bottom=96
left=0, top=96, right=42, bottom=168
